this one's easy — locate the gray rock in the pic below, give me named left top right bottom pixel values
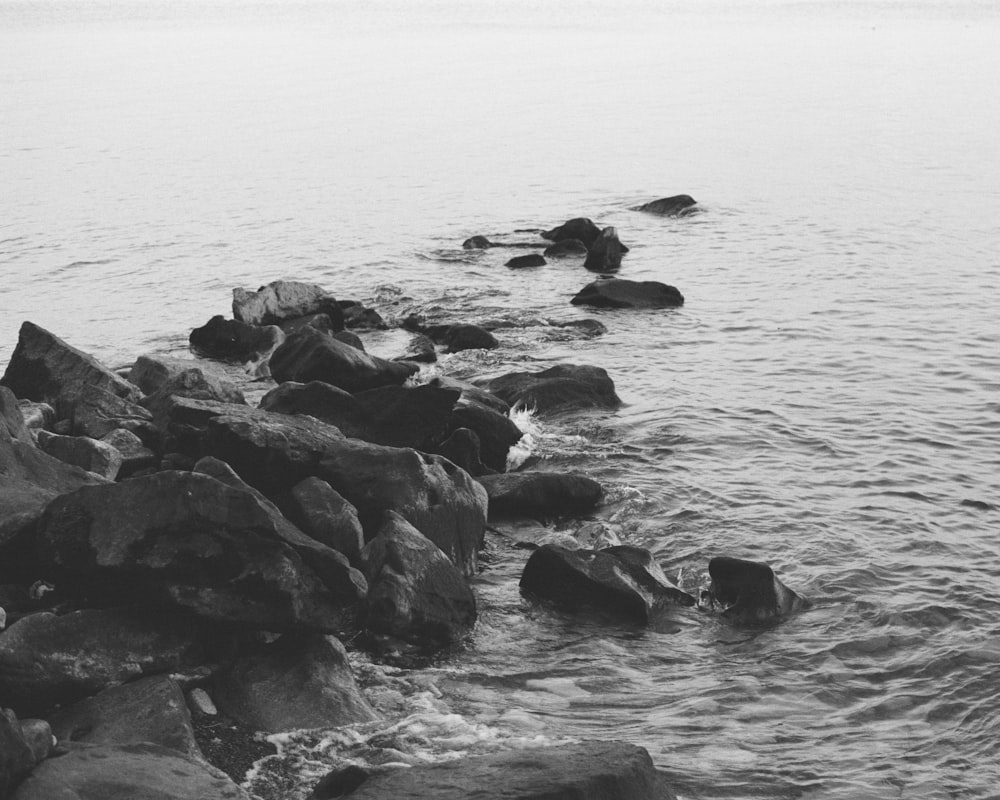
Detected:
left=138, top=366, right=246, bottom=421
left=462, top=235, right=493, bottom=249
left=543, top=238, right=588, bottom=258
left=443, top=324, right=498, bottom=354
left=16, top=401, right=54, bottom=434
left=506, top=254, right=546, bottom=269
left=232, top=280, right=343, bottom=329
left=705, top=556, right=808, bottom=622
left=1, top=709, right=36, bottom=797
left=188, top=315, right=284, bottom=363
left=127, top=355, right=215, bottom=395
left=99, top=428, right=158, bottom=479
left=36, top=430, right=122, bottom=480
left=633, top=194, right=698, bottom=216
left=71, top=383, right=156, bottom=441
left=283, top=477, right=365, bottom=564
left=571, top=278, right=684, bottom=309
left=541, top=217, right=603, bottom=249
left=478, top=471, right=603, bottom=518
left=484, top=364, right=621, bottom=415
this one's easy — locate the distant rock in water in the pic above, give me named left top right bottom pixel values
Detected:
left=633, top=194, right=699, bottom=216
left=704, top=556, right=807, bottom=623
left=583, top=227, right=626, bottom=273
left=443, top=324, right=498, bottom=353
left=543, top=238, right=588, bottom=258
left=541, top=217, right=603, bottom=249
left=462, top=235, right=494, bottom=249
left=571, top=278, right=684, bottom=309
left=485, top=364, right=620, bottom=415
left=506, top=254, right=546, bottom=269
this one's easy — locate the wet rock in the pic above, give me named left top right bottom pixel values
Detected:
left=520, top=544, right=695, bottom=627
left=462, top=235, right=493, bottom=249
left=0, top=607, right=210, bottom=717
left=484, top=364, right=621, bottom=415
left=47, top=674, right=200, bottom=757
left=0, top=322, right=141, bottom=420
left=99, top=428, right=158, bottom=479
left=583, top=226, right=625, bottom=273
left=278, top=312, right=340, bottom=336
left=232, top=279, right=343, bottom=330
left=541, top=217, right=603, bottom=249
left=36, top=430, right=122, bottom=480
left=435, top=427, right=492, bottom=476
left=339, top=300, right=386, bottom=330
left=342, top=740, right=672, bottom=800
left=506, top=253, right=546, bottom=269
left=10, top=742, right=251, bottom=800
left=571, top=278, right=684, bottom=309
left=333, top=329, right=366, bottom=351
left=478, top=471, right=602, bottom=518
left=16, top=401, right=54, bottom=434
left=633, top=194, right=698, bottom=216
left=188, top=315, right=284, bottom=363
left=269, top=327, right=417, bottom=393
left=283, top=477, right=365, bottom=564
left=212, top=634, right=376, bottom=733
left=705, top=556, right=807, bottom=622
left=360, top=512, right=476, bottom=647
left=430, top=375, right=511, bottom=415
left=353, top=384, right=461, bottom=451
left=34, top=471, right=366, bottom=634
left=448, top=399, right=523, bottom=473
left=396, top=334, right=437, bottom=364
left=1, top=709, right=36, bottom=797
left=543, top=238, right=589, bottom=258
left=443, top=324, right=498, bottom=353
left=260, top=380, right=371, bottom=438
left=550, top=318, right=607, bottom=337
left=187, top=688, right=217, bottom=717
left=306, top=764, right=369, bottom=800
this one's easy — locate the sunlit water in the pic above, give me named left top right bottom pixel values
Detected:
left=2, top=1, right=999, bottom=798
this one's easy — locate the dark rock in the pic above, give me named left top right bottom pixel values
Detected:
left=259, top=380, right=370, bottom=438
left=571, top=278, right=684, bottom=309
left=583, top=226, right=625, bottom=272
left=99, top=428, right=158, bottom=479
left=0, top=607, right=209, bottom=717
left=443, top=324, right=498, bottom=353
left=212, top=634, right=376, bottom=733
left=16, top=717, right=52, bottom=766
left=353, top=384, right=461, bottom=451
left=435, top=428, right=492, bottom=477
left=269, top=328, right=417, bottom=393
left=10, top=742, right=251, bottom=800
left=478, top=472, right=602, bottom=518
left=634, top=194, right=698, bottom=216
left=705, top=556, right=808, bottom=623
left=278, top=312, right=339, bottom=337
left=232, top=280, right=343, bottom=330
left=35, top=471, right=367, bottom=634
left=46, top=675, right=200, bottom=757
left=343, top=740, right=672, bottom=800
left=448, top=400, right=522, bottom=473
left=430, top=375, right=511, bottom=415
left=550, top=318, right=607, bottom=337
left=396, top=334, right=437, bottom=364
left=541, top=218, right=603, bottom=249
left=140, top=367, right=246, bottom=423
left=1, top=709, right=36, bottom=797
left=283, top=477, right=365, bottom=563
left=36, top=430, right=122, bottom=480
left=485, top=364, right=621, bottom=415
left=127, top=355, right=225, bottom=396
left=543, top=238, right=589, bottom=258
left=333, top=329, right=366, bottom=351
left=360, top=512, right=476, bottom=647
left=462, top=235, right=493, bottom=249
left=189, top=315, right=284, bottom=363
left=306, top=764, right=369, bottom=800
left=506, top=254, right=546, bottom=269
left=71, top=383, right=157, bottom=443
left=339, top=300, right=386, bottom=330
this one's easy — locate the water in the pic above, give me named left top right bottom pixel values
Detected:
left=2, top=1, right=1000, bottom=797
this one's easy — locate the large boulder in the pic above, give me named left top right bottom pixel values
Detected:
left=520, top=544, right=695, bottom=628
left=71, top=383, right=157, bottom=443
left=1, top=709, right=36, bottom=798
left=359, top=512, right=476, bottom=647
left=188, top=315, right=283, bottom=363
left=0, top=607, right=210, bottom=717
left=633, top=194, right=698, bottom=216
left=583, top=226, right=625, bottom=272
left=99, top=428, right=158, bottom=479
left=282, top=477, right=366, bottom=563
left=269, top=328, right=417, bottom=393
left=334, top=740, right=672, bottom=800
left=212, top=634, right=376, bottom=733
left=705, top=556, right=808, bottom=623
left=34, top=471, right=367, bottom=634
left=478, top=472, right=602, bottom=518
left=11, top=742, right=251, bottom=800
left=0, top=322, right=141, bottom=419
left=36, top=430, right=122, bottom=480
left=541, top=218, right=603, bottom=249
left=232, top=280, right=343, bottom=330
left=442, top=324, right=499, bottom=353
left=351, top=384, right=461, bottom=451
left=571, top=279, right=684, bottom=309
left=447, top=399, right=523, bottom=473
left=259, top=380, right=372, bottom=439
left=484, top=364, right=621, bottom=415
left=127, top=355, right=233, bottom=396
left=543, top=238, right=588, bottom=258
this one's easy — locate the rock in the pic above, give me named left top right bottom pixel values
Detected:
left=0, top=322, right=141, bottom=420
left=269, top=328, right=417, bottom=393
left=339, top=301, right=386, bottom=330
left=478, top=472, right=602, bottom=518
left=550, top=318, right=607, bottom=337
left=10, top=742, right=251, bottom=800
left=352, top=384, right=460, bottom=451
left=17, top=718, right=52, bottom=765
left=705, top=556, right=808, bottom=622
left=283, top=477, right=365, bottom=564
left=127, top=355, right=219, bottom=395
left=583, top=226, right=625, bottom=272
left=260, top=378, right=373, bottom=437
left=187, top=688, right=217, bottom=716
left=46, top=675, right=200, bottom=757
left=1, top=709, right=36, bottom=797
left=443, top=324, right=498, bottom=353
left=448, top=400, right=522, bottom=473
left=306, top=764, right=369, bottom=800
left=541, top=218, right=603, bottom=249
left=99, top=428, right=158, bottom=479
left=543, top=238, right=588, bottom=258
left=278, top=312, right=339, bottom=336
left=360, top=512, right=476, bottom=647
left=396, top=334, right=437, bottom=364
left=333, top=329, right=366, bottom=351
left=520, top=544, right=695, bottom=627
left=232, top=280, right=344, bottom=330
left=0, top=607, right=210, bottom=717
left=571, top=278, right=684, bottom=309
left=430, top=375, right=511, bottom=415
left=71, top=383, right=157, bottom=442
left=34, top=471, right=367, bottom=634
left=139, top=367, right=246, bottom=421
left=36, top=430, right=122, bottom=480
left=506, top=254, right=546, bottom=269
left=341, top=740, right=672, bottom=800
left=16, top=401, right=54, bottom=434
left=435, top=428, right=491, bottom=477
left=188, top=315, right=284, bottom=363
left=212, top=634, right=376, bottom=733
left=462, top=235, right=493, bottom=249
left=633, top=194, right=698, bottom=216
left=484, top=364, right=621, bottom=415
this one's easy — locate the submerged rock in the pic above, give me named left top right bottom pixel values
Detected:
left=541, top=217, right=603, bottom=249
left=506, top=254, right=546, bottom=269
left=705, top=556, right=807, bottom=623
left=232, top=280, right=343, bottom=330
left=543, top=238, right=589, bottom=258
left=633, top=194, right=698, bottom=216
left=583, top=226, right=626, bottom=273
left=478, top=471, right=603, bottom=518
left=484, top=364, right=621, bottom=415
left=571, top=278, right=684, bottom=309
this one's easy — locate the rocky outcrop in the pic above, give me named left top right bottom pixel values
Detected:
left=506, top=254, right=546, bottom=269
left=633, top=194, right=698, bottom=216
left=705, top=556, right=808, bottom=622
left=188, top=316, right=283, bottom=363
left=232, top=280, right=343, bottom=330
left=212, top=634, right=376, bottom=733
left=583, top=226, right=625, bottom=272
left=541, top=218, right=603, bottom=249
left=478, top=471, right=603, bottom=518
left=484, top=364, right=621, bottom=415
left=571, top=279, right=684, bottom=309
left=36, top=431, right=122, bottom=480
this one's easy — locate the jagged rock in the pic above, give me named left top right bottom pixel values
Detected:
left=99, top=428, right=158, bottom=479
left=448, top=400, right=522, bottom=473
left=633, top=194, right=698, bottom=216
left=583, top=226, right=625, bottom=272
left=339, top=740, right=672, bottom=800
left=282, top=477, right=365, bottom=564
left=189, top=315, right=284, bottom=363
left=571, top=278, right=684, bottom=309
left=520, top=544, right=695, bottom=627
left=269, top=328, right=417, bottom=393
left=232, top=280, right=343, bottom=330
left=543, top=238, right=589, bottom=257
left=278, top=312, right=339, bottom=336
left=259, top=380, right=371, bottom=439
left=360, top=512, right=476, bottom=647
left=462, top=235, right=493, bottom=249
left=135, top=362, right=245, bottom=411
left=16, top=401, right=54, bottom=434
left=506, top=254, right=546, bottom=269
left=0, top=322, right=141, bottom=420
left=212, top=635, right=376, bottom=733
left=396, top=334, right=437, bottom=364
left=47, top=675, right=200, bottom=757
left=10, top=742, right=251, bottom=800
left=128, top=355, right=218, bottom=395
left=705, top=556, right=808, bottom=622
left=0, top=607, right=210, bottom=717
left=541, top=218, right=603, bottom=249
left=34, top=471, right=367, bottom=634
left=443, top=324, right=498, bottom=353
left=36, top=430, right=122, bottom=480
left=339, top=301, right=386, bottom=330
left=430, top=375, right=511, bottom=415
left=71, top=383, right=156, bottom=442
left=484, top=364, right=621, bottom=415
left=1, top=709, right=36, bottom=797
left=478, top=472, right=602, bottom=518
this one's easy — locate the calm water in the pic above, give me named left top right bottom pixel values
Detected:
left=2, top=1, right=1000, bottom=798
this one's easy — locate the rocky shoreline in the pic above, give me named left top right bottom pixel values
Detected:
left=1, top=209, right=803, bottom=799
